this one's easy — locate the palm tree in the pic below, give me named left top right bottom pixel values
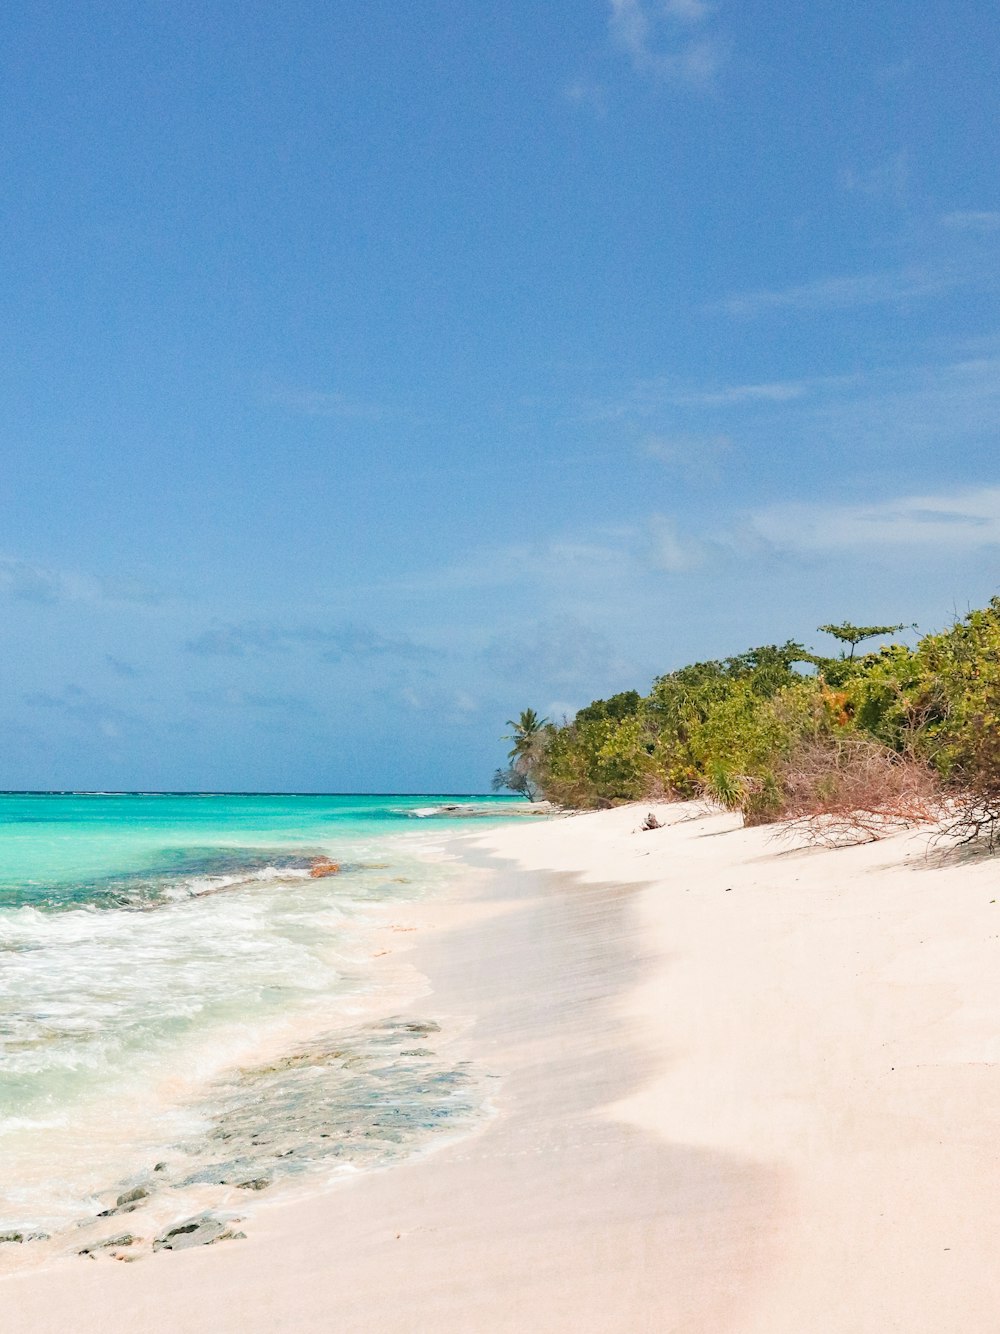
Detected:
left=497, top=709, right=550, bottom=801
left=503, top=709, right=549, bottom=762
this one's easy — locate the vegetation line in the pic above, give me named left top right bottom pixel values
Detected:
left=496, top=601, right=1000, bottom=849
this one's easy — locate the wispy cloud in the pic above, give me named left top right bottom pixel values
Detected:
left=265, top=383, right=386, bottom=421
left=583, top=374, right=813, bottom=422
left=184, top=621, right=436, bottom=662
left=642, top=432, right=732, bottom=480
left=0, top=557, right=162, bottom=607
left=105, top=656, right=143, bottom=679
left=801, top=353, right=1000, bottom=453
left=23, top=684, right=133, bottom=736
left=392, top=684, right=480, bottom=722
left=646, top=513, right=705, bottom=571
left=0, top=558, right=68, bottom=604
left=941, top=210, right=1000, bottom=233
left=391, top=514, right=710, bottom=614
left=748, top=486, right=1000, bottom=554
left=873, top=58, right=914, bottom=87
left=666, top=380, right=811, bottom=407
left=187, top=687, right=318, bottom=716
left=716, top=265, right=952, bottom=318
left=609, top=0, right=722, bottom=88
left=483, top=615, right=635, bottom=689
left=563, top=76, right=607, bottom=114
left=390, top=532, right=640, bottom=598
left=838, top=150, right=911, bottom=202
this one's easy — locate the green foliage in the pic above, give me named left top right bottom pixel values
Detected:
left=539, top=715, right=654, bottom=806
left=906, top=599, right=1000, bottom=783
left=842, top=644, right=921, bottom=747
left=497, top=599, right=1000, bottom=846
left=503, top=709, right=549, bottom=762
left=817, top=621, right=908, bottom=659
left=495, top=709, right=552, bottom=800
left=574, top=690, right=641, bottom=725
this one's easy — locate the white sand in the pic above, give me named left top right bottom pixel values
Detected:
left=4, top=803, right=1000, bottom=1331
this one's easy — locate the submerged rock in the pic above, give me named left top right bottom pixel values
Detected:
left=79, top=1233, right=138, bottom=1257
left=47, top=1014, right=486, bottom=1260
left=153, top=1213, right=245, bottom=1252
left=308, top=858, right=340, bottom=878
left=98, top=1185, right=150, bottom=1217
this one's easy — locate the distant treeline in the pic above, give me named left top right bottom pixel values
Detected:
left=497, top=599, right=1000, bottom=848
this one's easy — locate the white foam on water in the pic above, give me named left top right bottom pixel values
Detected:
left=0, top=832, right=462, bottom=1236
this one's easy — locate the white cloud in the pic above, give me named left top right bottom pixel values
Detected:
left=609, top=0, right=721, bottom=87
left=717, top=266, right=951, bottom=318
left=583, top=374, right=813, bottom=422
left=748, top=487, right=1000, bottom=554
left=390, top=533, right=638, bottom=597
left=666, top=380, right=810, bottom=407
left=647, top=514, right=703, bottom=571
left=0, top=556, right=162, bottom=607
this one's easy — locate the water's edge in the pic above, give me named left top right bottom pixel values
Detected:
left=0, top=795, right=535, bottom=1271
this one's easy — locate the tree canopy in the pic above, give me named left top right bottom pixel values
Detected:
left=817, top=621, right=909, bottom=659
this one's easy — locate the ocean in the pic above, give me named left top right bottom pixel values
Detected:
left=0, top=791, right=523, bottom=1258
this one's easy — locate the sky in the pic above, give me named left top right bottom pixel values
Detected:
left=1, top=0, right=999, bottom=791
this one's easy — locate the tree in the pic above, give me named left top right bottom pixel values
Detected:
left=503, top=709, right=549, bottom=762
left=491, top=766, right=533, bottom=797
left=818, top=621, right=909, bottom=660
left=575, top=691, right=641, bottom=725
left=496, top=709, right=550, bottom=800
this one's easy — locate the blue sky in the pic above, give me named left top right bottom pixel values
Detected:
left=2, top=0, right=999, bottom=791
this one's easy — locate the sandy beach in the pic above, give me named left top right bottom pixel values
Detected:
left=5, top=802, right=1000, bottom=1332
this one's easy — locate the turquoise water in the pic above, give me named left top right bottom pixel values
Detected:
left=0, top=791, right=514, bottom=907
left=0, top=791, right=522, bottom=1246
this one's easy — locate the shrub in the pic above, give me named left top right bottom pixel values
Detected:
left=503, top=601, right=1000, bottom=850
left=775, top=735, right=942, bottom=846
left=908, top=599, right=1000, bottom=846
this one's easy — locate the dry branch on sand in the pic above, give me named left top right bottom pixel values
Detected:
left=774, top=736, right=943, bottom=847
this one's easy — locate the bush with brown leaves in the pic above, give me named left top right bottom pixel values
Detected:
left=776, top=735, right=943, bottom=846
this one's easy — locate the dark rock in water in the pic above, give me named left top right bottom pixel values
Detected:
left=117, top=1186, right=149, bottom=1207
left=153, top=1213, right=244, bottom=1252
left=401, top=1020, right=440, bottom=1036
left=98, top=1185, right=150, bottom=1217
left=79, top=1233, right=138, bottom=1257
left=82, top=1013, right=489, bottom=1245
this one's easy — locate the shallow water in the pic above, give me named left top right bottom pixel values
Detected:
left=0, top=792, right=520, bottom=1250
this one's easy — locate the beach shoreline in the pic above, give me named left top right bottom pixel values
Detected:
left=5, top=802, right=1000, bottom=1331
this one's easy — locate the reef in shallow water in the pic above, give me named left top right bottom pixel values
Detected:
left=58, top=1015, right=490, bottom=1263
